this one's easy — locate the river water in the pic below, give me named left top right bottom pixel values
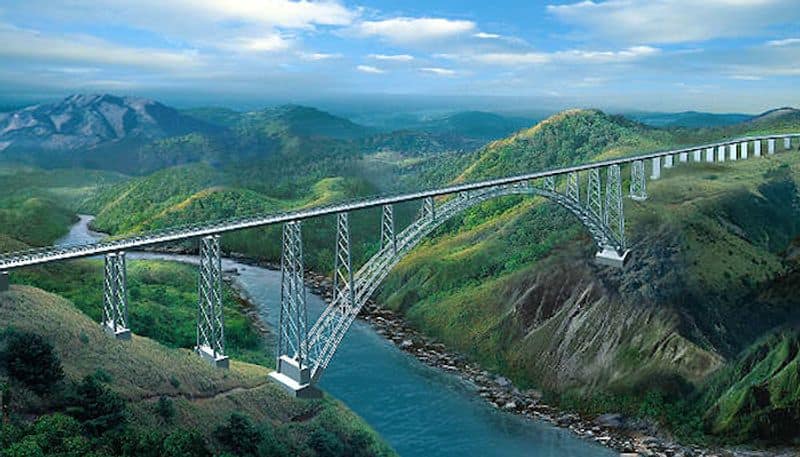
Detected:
left=57, top=216, right=614, bottom=457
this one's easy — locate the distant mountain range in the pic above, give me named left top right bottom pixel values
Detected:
left=625, top=110, right=754, bottom=128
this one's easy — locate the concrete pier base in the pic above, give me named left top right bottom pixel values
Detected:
left=679, top=152, right=688, bottom=163
left=785, top=137, right=792, bottom=150
left=196, top=345, right=230, bottom=369
left=740, top=142, right=748, bottom=159
left=0, top=271, right=8, bottom=292
left=705, top=148, right=714, bottom=162
left=754, top=141, right=762, bottom=157
left=269, top=355, right=322, bottom=398
left=651, top=157, right=661, bottom=179
left=693, top=150, right=702, bottom=162
left=664, top=155, right=674, bottom=168
left=768, top=139, right=775, bottom=154
left=595, top=248, right=630, bottom=268
left=103, top=322, right=131, bottom=340
left=717, top=146, right=726, bottom=162
left=729, top=144, right=737, bottom=161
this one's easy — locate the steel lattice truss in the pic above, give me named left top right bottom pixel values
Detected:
left=102, top=252, right=129, bottom=332
left=333, top=213, right=355, bottom=313
left=285, top=174, right=631, bottom=383
left=381, top=204, right=397, bottom=254
left=604, top=165, right=626, bottom=251
left=278, top=222, right=308, bottom=366
left=197, top=236, right=225, bottom=357
left=630, top=160, right=647, bottom=201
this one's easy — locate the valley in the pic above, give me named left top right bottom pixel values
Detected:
left=1, top=95, right=799, bottom=455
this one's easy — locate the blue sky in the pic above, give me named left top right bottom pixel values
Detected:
left=0, top=0, right=798, bottom=112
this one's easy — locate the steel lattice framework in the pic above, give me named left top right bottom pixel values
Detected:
left=604, top=165, right=625, bottom=251
left=380, top=204, right=397, bottom=254
left=630, top=160, right=648, bottom=201
left=278, top=222, right=308, bottom=367
left=102, top=252, right=129, bottom=334
left=197, top=236, right=225, bottom=358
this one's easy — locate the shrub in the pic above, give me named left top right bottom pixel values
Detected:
left=155, top=396, right=175, bottom=423
left=162, top=430, right=212, bottom=457
left=2, top=331, right=64, bottom=395
left=214, top=413, right=261, bottom=457
left=67, top=374, right=127, bottom=436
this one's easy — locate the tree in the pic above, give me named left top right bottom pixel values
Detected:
left=2, top=331, right=64, bottom=395
left=67, top=374, right=126, bottom=436
left=162, top=430, right=212, bottom=457
left=155, top=396, right=175, bottom=423
left=214, top=413, right=261, bottom=457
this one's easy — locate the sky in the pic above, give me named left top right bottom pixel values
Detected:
left=0, top=0, right=798, bottom=113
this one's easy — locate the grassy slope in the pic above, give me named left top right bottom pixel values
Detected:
left=377, top=109, right=800, bottom=443
left=0, top=285, right=395, bottom=456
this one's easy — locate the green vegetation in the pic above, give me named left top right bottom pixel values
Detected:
left=0, top=286, right=396, bottom=457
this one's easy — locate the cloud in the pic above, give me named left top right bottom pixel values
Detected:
left=369, top=54, right=415, bottom=61
left=474, top=32, right=501, bottom=39
left=0, top=23, right=200, bottom=70
left=357, top=65, right=385, bottom=74
left=187, top=0, right=356, bottom=28
left=766, top=37, right=800, bottom=47
left=548, top=0, right=800, bottom=44
left=421, top=67, right=456, bottom=76
left=238, top=35, right=292, bottom=52
left=353, top=17, right=476, bottom=43
left=299, top=52, right=342, bottom=61
left=439, top=45, right=659, bottom=66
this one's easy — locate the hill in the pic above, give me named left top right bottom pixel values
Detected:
left=627, top=111, right=753, bottom=128
left=375, top=108, right=800, bottom=445
left=0, top=284, right=395, bottom=456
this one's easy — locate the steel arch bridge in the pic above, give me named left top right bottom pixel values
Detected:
left=0, top=133, right=797, bottom=396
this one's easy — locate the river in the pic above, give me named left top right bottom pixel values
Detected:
left=57, top=215, right=615, bottom=457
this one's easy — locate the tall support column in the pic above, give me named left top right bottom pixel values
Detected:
left=664, top=155, right=674, bottom=168
left=587, top=168, right=603, bottom=221
left=679, top=152, right=688, bottom=163
left=333, top=213, right=354, bottom=314
left=717, top=146, right=726, bottom=162
left=629, top=160, right=647, bottom=201
left=196, top=236, right=228, bottom=368
left=102, top=252, right=131, bottom=340
left=693, top=150, right=701, bottom=162
left=651, top=157, right=661, bottom=179
left=270, top=221, right=319, bottom=397
left=706, top=148, right=714, bottom=162
left=597, top=165, right=629, bottom=268
left=0, top=271, right=7, bottom=292
left=542, top=175, right=556, bottom=192
left=566, top=172, right=580, bottom=202
left=729, top=144, right=737, bottom=161
left=421, top=197, right=436, bottom=222
left=785, top=137, right=792, bottom=150
left=381, top=204, right=397, bottom=255
left=754, top=141, right=762, bottom=157
left=740, top=142, right=748, bottom=160
left=768, top=139, right=775, bottom=154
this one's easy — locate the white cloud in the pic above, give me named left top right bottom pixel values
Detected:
left=353, top=17, right=476, bottom=43
left=0, top=23, right=200, bottom=70
left=357, top=65, right=385, bottom=74
left=369, top=54, right=415, bottom=61
left=548, top=0, right=800, bottom=44
left=469, top=52, right=551, bottom=65
left=239, top=35, right=292, bottom=52
left=730, top=75, right=764, bottom=80
left=187, top=0, right=356, bottom=28
left=440, top=45, right=659, bottom=66
left=421, top=67, right=456, bottom=76
left=554, top=45, right=660, bottom=63
left=299, top=52, right=342, bottom=61
left=474, top=32, right=501, bottom=39
left=766, top=37, right=800, bottom=47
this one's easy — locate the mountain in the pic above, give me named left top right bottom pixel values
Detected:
left=626, top=111, right=753, bottom=128
left=0, top=94, right=217, bottom=154
left=416, top=111, right=537, bottom=140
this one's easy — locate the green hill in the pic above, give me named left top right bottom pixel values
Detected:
left=0, top=284, right=395, bottom=456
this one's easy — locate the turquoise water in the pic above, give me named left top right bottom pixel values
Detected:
left=59, top=216, right=615, bottom=457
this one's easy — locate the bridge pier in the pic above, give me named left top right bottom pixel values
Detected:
left=740, top=142, right=748, bottom=160
left=754, top=140, right=762, bottom=157
left=706, top=148, right=714, bottom=162
left=629, top=160, right=647, bottom=201
left=381, top=204, right=397, bottom=255
left=729, top=144, right=737, bottom=161
left=664, top=155, right=674, bottom=168
left=0, top=271, right=8, bottom=292
left=693, top=149, right=701, bottom=162
left=679, top=152, right=688, bottom=163
left=269, top=222, right=321, bottom=398
left=717, top=146, right=726, bottom=162
left=768, top=139, right=775, bottom=154
left=102, top=253, right=131, bottom=340
left=650, top=157, right=661, bottom=179
left=785, top=137, right=792, bottom=150
left=587, top=168, right=603, bottom=220
left=196, top=235, right=228, bottom=369
left=597, top=165, right=629, bottom=268
left=566, top=172, right=580, bottom=202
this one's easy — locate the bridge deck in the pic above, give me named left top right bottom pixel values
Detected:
left=0, top=133, right=796, bottom=270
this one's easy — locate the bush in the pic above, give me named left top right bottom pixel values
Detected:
left=214, top=413, right=261, bottom=457
left=162, top=430, right=212, bottom=457
left=155, top=396, right=175, bottom=423
left=2, top=331, right=64, bottom=395
left=66, top=374, right=127, bottom=436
